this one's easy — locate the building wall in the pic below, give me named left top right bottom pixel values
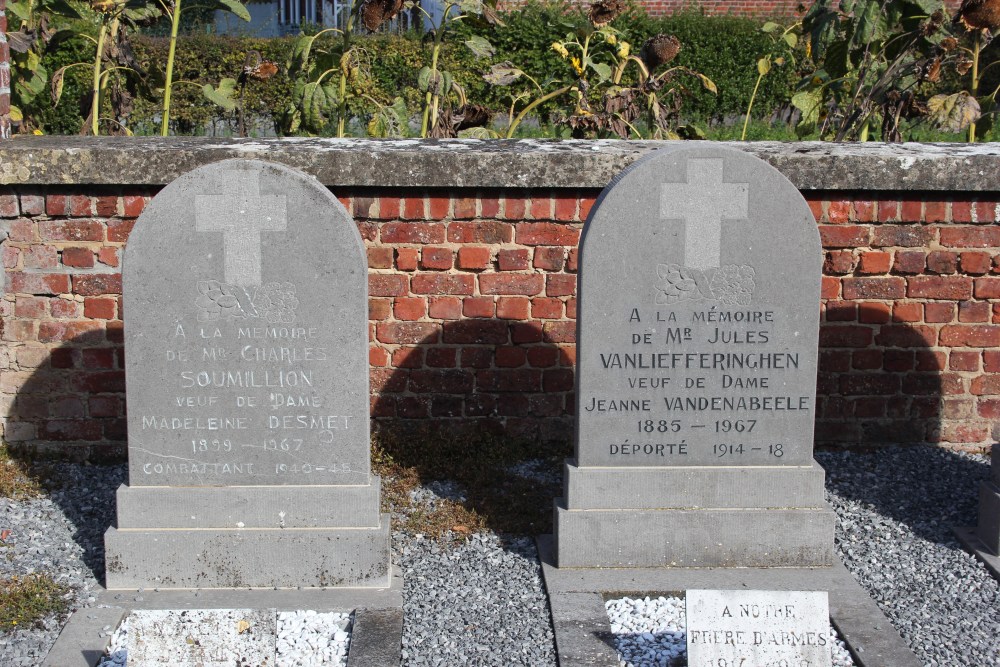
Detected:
left=1, top=140, right=998, bottom=460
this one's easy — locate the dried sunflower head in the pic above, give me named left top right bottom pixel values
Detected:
left=360, top=0, right=405, bottom=31
left=588, top=0, right=625, bottom=27
left=940, top=36, right=959, bottom=51
left=955, top=0, right=1000, bottom=32
left=640, top=34, right=681, bottom=70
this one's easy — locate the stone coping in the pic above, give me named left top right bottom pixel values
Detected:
left=3, top=137, right=1000, bottom=191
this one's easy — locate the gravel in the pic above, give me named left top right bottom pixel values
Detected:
left=1, top=446, right=998, bottom=667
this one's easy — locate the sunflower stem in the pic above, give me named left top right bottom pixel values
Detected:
left=161, top=0, right=183, bottom=136
left=90, top=21, right=108, bottom=136
left=969, top=32, right=981, bottom=143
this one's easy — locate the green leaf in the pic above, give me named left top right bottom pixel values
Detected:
left=792, top=88, right=823, bottom=136
left=757, top=57, right=771, bottom=77
left=50, top=66, right=67, bottom=106
left=696, top=72, right=717, bottom=95
left=458, top=126, right=500, bottom=139
left=459, top=0, right=482, bottom=13
left=441, top=71, right=453, bottom=96
left=214, top=0, right=250, bottom=21
left=926, top=92, right=981, bottom=133
left=7, top=1, right=30, bottom=21
left=417, top=66, right=432, bottom=93
left=202, top=78, right=239, bottom=111
left=483, top=62, right=523, bottom=86
left=848, top=0, right=885, bottom=50
left=44, top=0, right=82, bottom=19
left=464, top=35, right=495, bottom=59
left=783, top=32, right=798, bottom=49
left=589, top=62, right=611, bottom=83
left=9, top=106, right=24, bottom=123
left=761, top=21, right=780, bottom=33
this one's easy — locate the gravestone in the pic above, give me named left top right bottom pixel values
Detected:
left=555, top=143, right=835, bottom=567
left=977, top=446, right=1000, bottom=554
left=127, top=609, right=276, bottom=665
left=104, top=159, right=390, bottom=589
left=686, top=590, right=832, bottom=667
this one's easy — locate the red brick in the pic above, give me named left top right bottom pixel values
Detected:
left=462, top=297, right=495, bottom=318
left=369, top=274, right=408, bottom=297
left=457, top=246, right=491, bottom=270
left=546, top=274, right=576, bottom=297
left=543, top=368, right=574, bottom=392
left=566, top=298, right=576, bottom=319
left=476, top=369, right=541, bottom=392
left=39, top=419, right=103, bottom=441
left=842, top=277, right=905, bottom=300
left=497, top=249, right=530, bottom=271
left=122, top=196, right=145, bottom=217
left=420, top=247, right=453, bottom=270
left=975, top=201, right=998, bottom=223
left=503, top=194, right=527, bottom=220
left=959, top=301, right=990, bottom=323
left=923, top=199, right=947, bottom=222
left=39, top=219, right=104, bottom=241
left=426, top=348, right=457, bottom=368
left=68, top=195, right=92, bottom=216
left=461, top=348, right=493, bottom=368
left=884, top=350, right=914, bottom=371
left=994, top=303, right=1000, bottom=323
left=428, top=196, right=450, bottom=220
left=9, top=273, right=71, bottom=294
left=907, top=276, right=972, bottom=300
left=940, top=325, right=1000, bottom=347
left=511, top=322, right=543, bottom=343
left=401, top=197, right=424, bottom=220
left=579, top=195, right=597, bottom=221
left=412, top=274, right=475, bottom=295
left=961, top=251, right=992, bottom=275
left=447, top=221, right=512, bottom=244
left=533, top=247, right=565, bottom=271
left=39, top=320, right=103, bottom=343
left=371, top=367, right=406, bottom=392
left=89, top=396, right=121, bottom=418
left=852, top=349, right=882, bottom=370
left=369, top=298, right=391, bottom=321
left=873, top=325, right=936, bottom=347
left=428, top=296, right=462, bottom=320
left=974, top=277, right=1000, bottom=298
left=858, top=302, right=891, bottom=324
left=94, top=196, right=117, bottom=217
left=497, top=297, right=530, bottom=320
left=480, top=273, right=544, bottom=296
left=84, top=298, right=116, bottom=319
left=853, top=200, right=877, bottom=223
left=369, top=347, right=389, bottom=366
left=825, top=199, right=851, bottom=223
left=857, top=251, right=891, bottom=274
left=543, top=321, right=575, bottom=343
left=14, top=296, right=46, bottom=318
left=924, top=302, right=956, bottom=323
left=840, top=374, right=900, bottom=395
left=410, top=369, right=473, bottom=394
left=72, top=274, right=122, bottom=296
left=49, top=299, right=80, bottom=318
left=978, top=399, right=1000, bottom=418
left=7, top=218, right=33, bottom=242
left=890, top=251, right=922, bottom=276
left=972, top=375, right=1000, bottom=395
left=985, top=350, right=1000, bottom=372
left=376, top=322, right=439, bottom=344
left=872, top=226, right=934, bottom=248
left=367, top=247, right=393, bottom=269
left=819, top=325, right=872, bottom=348
left=567, top=248, right=579, bottom=272
left=824, top=250, right=856, bottom=276
left=825, top=301, right=856, bottom=321
left=515, top=223, right=580, bottom=246
left=391, top=347, right=424, bottom=368
left=527, top=347, right=559, bottom=368
left=444, top=320, right=509, bottom=344
left=62, top=247, right=94, bottom=268
left=82, top=348, right=115, bottom=369
left=878, top=200, right=899, bottom=222
left=806, top=197, right=823, bottom=222
left=393, top=297, right=426, bottom=321
left=97, top=248, right=119, bottom=267
left=0, top=194, right=18, bottom=217
left=46, top=195, right=68, bottom=216
left=531, top=297, right=563, bottom=319
left=481, top=196, right=501, bottom=218
left=950, top=350, right=981, bottom=371
left=394, top=247, right=418, bottom=271
left=106, top=218, right=134, bottom=243
left=23, top=245, right=58, bottom=269
left=381, top=222, right=444, bottom=244
left=554, top=195, right=577, bottom=221
left=527, top=197, right=552, bottom=220
left=926, top=251, right=958, bottom=275
left=900, top=199, right=922, bottom=222
left=892, top=302, right=922, bottom=322
left=19, top=195, right=44, bottom=216
left=496, top=346, right=526, bottom=367
left=821, top=277, right=840, bottom=299
left=940, top=227, right=1000, bottom=248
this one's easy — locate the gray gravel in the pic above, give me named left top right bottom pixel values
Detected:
left=1, top=447, right=998, bottom=667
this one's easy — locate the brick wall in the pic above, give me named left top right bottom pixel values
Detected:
left=2, top=140, right=999, bottom=460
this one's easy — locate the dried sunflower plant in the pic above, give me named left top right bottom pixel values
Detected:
left=948, top=0, right=1000, bottom=140
left=485, top=0, right=716, bottom=139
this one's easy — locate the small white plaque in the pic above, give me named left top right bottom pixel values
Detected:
left=686, top=589, right=833, bottom=667
left=127, top=608, right=276, bottom=666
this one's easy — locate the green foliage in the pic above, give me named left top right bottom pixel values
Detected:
left=0, top=574, right=69, bottom=630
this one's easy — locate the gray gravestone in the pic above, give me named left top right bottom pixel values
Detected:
left=686, top=590, right=832, bottom=667
left=104, top=159, right=390, bottom=589
left=977, top=447, right=1000, bottom=554
left=555, top=144, right=834, bottom=567
left=127, top=609, right=276, bottom=666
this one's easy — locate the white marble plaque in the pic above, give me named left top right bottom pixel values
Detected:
left=126, top=608, right=277, bottom=666
left=686, top=590, right=832, bottom=667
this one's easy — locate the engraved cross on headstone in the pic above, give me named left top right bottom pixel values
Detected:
left=195, top=171, right=287, bottom=287
left=660, top=158, right=749, bottom=271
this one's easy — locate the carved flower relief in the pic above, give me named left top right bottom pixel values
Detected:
left=256, top=282, right=299, bottom=324
left=656, top=264, right=755, bottom=306
left=195, top=280, right=243, bottom=321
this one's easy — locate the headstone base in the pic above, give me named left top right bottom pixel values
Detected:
left=976, top=447, right=1000, bottom=554
left=555, top=461, right=835, bottom=568
left=105, top=515, right=391, bottom=590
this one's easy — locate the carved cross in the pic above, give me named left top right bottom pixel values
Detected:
left=660, top=158, right=749, bottom=271
left=195, top=171, right=287, bottom=287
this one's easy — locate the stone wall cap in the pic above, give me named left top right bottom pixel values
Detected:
left=2, top=137, right=999, bottom=191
